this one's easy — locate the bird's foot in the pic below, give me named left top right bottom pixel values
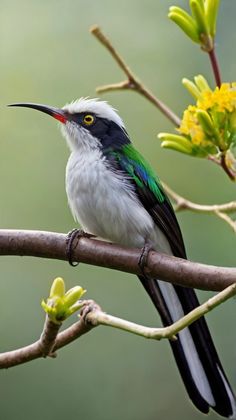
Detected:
left=138, top=242, right=153, bottom=275
left=80, top=300, right=102, bottom=325
left=66, top=229, right=96, bottom=267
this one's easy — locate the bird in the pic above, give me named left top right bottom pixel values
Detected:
left=9, top=98, right=236, bottom=418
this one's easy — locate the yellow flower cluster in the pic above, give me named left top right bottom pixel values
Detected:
left=178, top=106, right=205, bottom=146
left=198, top=83, right=236, bottom=112
left=159, top=76, right=236, bottom=159
left=178, top=81, right=236, bottom=147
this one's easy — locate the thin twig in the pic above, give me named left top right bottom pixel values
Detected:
left=87, top=283, right=236, bottom=339
left=163, top=182, right=236, bottom=213
left=0, top=283, right=235, bottom=369
left=215, top=211, right=236, bottom=234
left=0, top=311, right=95, bottom=369
left=163, top=182, right=236, bottom=233
left=90, top=25, right=181, bottom=127
left=0, top=229, right=236, bottom=291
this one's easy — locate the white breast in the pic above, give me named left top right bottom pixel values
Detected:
left=66, top=150, right=170, bottom=251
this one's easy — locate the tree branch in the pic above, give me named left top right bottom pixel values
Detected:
left=162, top=182, right=236, bottom=233
left=39, top=316, right=61, bottom=357
left=0, top=302, right=98, bottom=369
left=1, top=284, right=235, bottom=369
left=90, top=25, right=181, bottom=127
left=0, top=229, right=236, bottom=291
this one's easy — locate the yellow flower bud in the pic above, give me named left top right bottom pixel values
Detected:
left=49, top=277, right=65, bottom=298
left=42, top=278, right=86, bottom=324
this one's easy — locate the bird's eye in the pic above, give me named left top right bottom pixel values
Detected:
left=83, top=114, right=95, bottom=125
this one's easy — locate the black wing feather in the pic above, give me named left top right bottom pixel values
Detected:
left=105, top=147, right=235, bottom=417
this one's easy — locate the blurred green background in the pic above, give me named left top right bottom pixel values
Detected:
left=1, top=0, right=236, bottom=419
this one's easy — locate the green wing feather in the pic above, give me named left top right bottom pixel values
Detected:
left=108, top=144, right=186, bottom=258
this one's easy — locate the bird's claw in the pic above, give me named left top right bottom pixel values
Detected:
left=138, top=242, right=153, bottom=275
left=66, top=229, right=96, bottom=267
left=80, top=300, right=102, bottom=325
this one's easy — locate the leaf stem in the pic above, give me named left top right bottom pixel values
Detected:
left=208, top=48, right=221, bottom=87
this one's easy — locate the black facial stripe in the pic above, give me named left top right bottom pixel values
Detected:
left=91, top=118, right=131, bottom=151
left=70, top=112, right=131, bottom=150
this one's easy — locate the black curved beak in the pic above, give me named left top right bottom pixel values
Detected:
left=8, top=102, right=67, bottom=124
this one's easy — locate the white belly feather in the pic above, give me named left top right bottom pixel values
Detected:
left=66, top=150, right=171, bottom=253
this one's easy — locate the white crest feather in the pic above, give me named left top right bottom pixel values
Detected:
left=62, top=97, right=124, bottom=128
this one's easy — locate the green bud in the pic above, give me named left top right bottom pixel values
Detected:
left=205, top=0, right=220, bottom=37
left=159, top=133, right=193, bottom=154
left=49, top=277, right=65, bottom=298
left=197, top=0, right=205, bottom=11
left=158, top=132, right=191, bottom=145
left=161, top=141, right=193, bottom=155
left=194, top=74, right=211, bottom=93
left=64, top=286, right=86, bottom=307
left=41, top=278, right=86, bottom=324
left=65, top=301, right=85, bottom=318
left=182, top=78, right=201, bottom=100
left=41, top=297, right=65, bottom=324
left=158, top=132, right=217, bottom=158
left=168, top=7, right=199, bottom=43
left=190, top=0, right=209, bottom=36
left=169, top=1, right=218, bottom=52
left=196, top=109, right=215, bottom=136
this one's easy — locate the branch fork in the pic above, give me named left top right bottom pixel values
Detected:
left=1, top=283, right=235, bottom=369
left=90, top=25, right=181, bottom=127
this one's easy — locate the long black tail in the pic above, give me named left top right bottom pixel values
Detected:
left=139, top=275, right=236, bottom=418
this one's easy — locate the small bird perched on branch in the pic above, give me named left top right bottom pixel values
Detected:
left=10, top=98, right=236, bottom=418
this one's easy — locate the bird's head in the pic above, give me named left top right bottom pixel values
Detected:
left=9, top=98, right=130, bottom=153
